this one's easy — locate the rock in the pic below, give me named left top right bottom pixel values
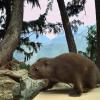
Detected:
left=0, top=90, right=14, bottom=100
left=0, top=74, right=19, bottom=100
left=20, top=77, right=48, bottom=100
left=0, top=69, right=48, bottom=100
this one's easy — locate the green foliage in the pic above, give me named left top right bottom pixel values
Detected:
left=78, top=51, right=89, bottom=58
left=17, top=37, right=42, bottom=61
left=26, top=0, right=40, bottom=7
left=66, top=0, right=86, bottom=32
left=0, top=0, right=86, bottom=39
left=22, top=0, right=62, bottom=36
left=86, top=25, right=97, bottom=62
left=19, top=63, right=30, bottom=70
left=0, top=0, right=86, bottom=61
left=66, top=0, right=86, bottom=17
left=22, top=14, right=46, bottom=35
left=79, top=25, right=97, bottom=62
left=71, top=19, right=84, bottom=32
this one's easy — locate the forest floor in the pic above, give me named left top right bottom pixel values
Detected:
left=33, top=83, right=100, bottom=100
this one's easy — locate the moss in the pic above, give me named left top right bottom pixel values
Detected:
left=19, top=63, right=30, bottom=70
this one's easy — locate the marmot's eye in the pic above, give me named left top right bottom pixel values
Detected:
left=34, top=67, right=38, bottom=71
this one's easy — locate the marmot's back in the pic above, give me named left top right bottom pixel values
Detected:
left=54, top=53, right=96, bottom=72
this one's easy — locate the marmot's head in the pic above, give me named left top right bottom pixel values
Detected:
left=28, top=58, right=53, bottom=79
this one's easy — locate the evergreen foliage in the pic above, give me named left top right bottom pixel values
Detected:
left=66, top=0, right=86, bottom=17
left=0, top=0, right=86, bottom=61
left=86, top=25, right=97, bottom=62
left=79, top=25, right=97, bottom=62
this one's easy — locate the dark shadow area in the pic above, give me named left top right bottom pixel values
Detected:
left=42, top=88, right=73, bottom=95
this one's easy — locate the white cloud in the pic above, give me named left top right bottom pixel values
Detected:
left=43, top=33, right=57, bottom=40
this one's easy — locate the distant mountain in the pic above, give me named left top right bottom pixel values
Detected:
left=13, top=26, right=88, bottom=65
left=20, top=33, right=68, bottom=65
left=29, top=32, right=51, bottom=44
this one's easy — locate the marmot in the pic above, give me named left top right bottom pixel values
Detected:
left=29, top=53, right=100, bottom=96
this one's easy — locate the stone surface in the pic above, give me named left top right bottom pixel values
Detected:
left=0, top=69, right=48, bottom=100
left=0, top=73, right=19, bottom=100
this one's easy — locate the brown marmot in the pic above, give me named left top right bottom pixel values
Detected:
left=29, top=52, right=100, bottom=96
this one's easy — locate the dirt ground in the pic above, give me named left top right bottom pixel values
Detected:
left=33, top=83, right=100, bottom=100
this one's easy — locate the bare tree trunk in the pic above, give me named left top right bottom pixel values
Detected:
left=57, top=0, right=77, bottom=53
left=0, top=0, right=24, bottom=66
left=95, top=0, right=100, bottom=69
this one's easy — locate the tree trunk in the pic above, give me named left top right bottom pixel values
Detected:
left=0, top=0, right=24, bottom=66
left=95, top=0, right=100, bottom=69
left=57, top=0, right=77, bottom=53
